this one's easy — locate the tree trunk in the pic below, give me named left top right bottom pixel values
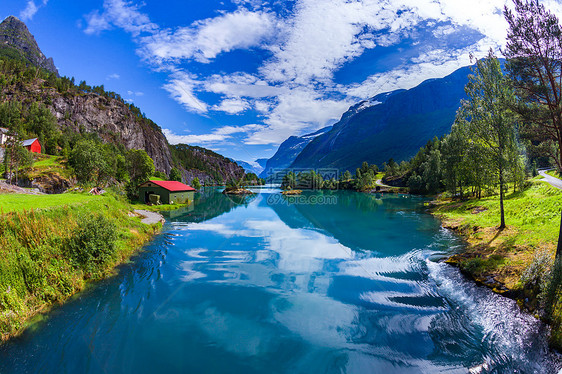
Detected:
left=499, top=163, right=506, bottom=230
left=554, top=213, right=562, bottom=263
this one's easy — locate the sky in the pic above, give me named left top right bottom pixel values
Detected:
left=2, top=0, right=562, bottom=166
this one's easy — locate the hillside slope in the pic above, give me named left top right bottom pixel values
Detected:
left=290, top=66, right=471, bottom=172
left=0, top=16, right=242, bottom=184
left=260, top=126, right=332, bottom=178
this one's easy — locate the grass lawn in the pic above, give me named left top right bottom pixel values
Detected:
left=33, top=155, right=61, bottom=168
left=431, top=180, right=562, bottom=289
left=0, top=193, right=100, bottom=213
left=0, top=193, right=157, bottom=341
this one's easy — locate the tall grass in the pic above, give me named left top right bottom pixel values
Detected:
left=0, top=195, right=156, bottom=341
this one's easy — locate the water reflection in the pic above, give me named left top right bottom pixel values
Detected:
left=0, top=190, right=559, bottom=373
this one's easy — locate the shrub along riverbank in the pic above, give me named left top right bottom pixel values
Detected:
left=430, top=179, right=562, bottom=348
left=0, top=193, right=161, bottom=342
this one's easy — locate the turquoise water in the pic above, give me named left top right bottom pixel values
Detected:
left=1, top=189, right=560, bottom=373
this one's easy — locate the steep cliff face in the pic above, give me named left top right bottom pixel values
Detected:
left=1, top=80, right=174, bottom=174
left=171, top=144, right=244, bottom=184
left=50, top=93, right=173, bottom=174
left=0, top=16, right=58, bottom=75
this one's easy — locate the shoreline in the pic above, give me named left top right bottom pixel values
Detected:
left=0, top=198, right=170, bottom=344
left=427, top=187, right=562, bottom=349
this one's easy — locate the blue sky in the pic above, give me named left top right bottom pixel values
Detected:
left=3, top=0, right=562, bottom=166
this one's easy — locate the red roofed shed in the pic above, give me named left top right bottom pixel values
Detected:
left=138, top=180, right=196, bottom=204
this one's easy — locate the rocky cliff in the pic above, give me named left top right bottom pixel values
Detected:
left=1, top=76, right=174, bottom=174
left=171, top=144, right=244, bottom=184
left=0, top=16, right=58, bottom=75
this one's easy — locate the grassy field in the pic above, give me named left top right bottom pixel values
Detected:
left=432, top=180, right=561, bottom=255
left=0, top=192, right=99, bottom=213
left=0, top=192, right=160, bottom=342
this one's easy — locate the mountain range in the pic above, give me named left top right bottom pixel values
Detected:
left=259, top=126, right=332, bottom=179
left=289, top=66, right=471, bottom=173
left=232, top=158, right=268, bottom=176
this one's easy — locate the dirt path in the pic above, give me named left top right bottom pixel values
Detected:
left=375, top=179, right=394, bottom=188
left=134, top=210, right=165, bottom=225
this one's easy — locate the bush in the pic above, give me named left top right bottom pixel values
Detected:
left=169, top=168, right=182, bottom=182
left=191, top=177, right=201, bottom=190
left=462, top=257, right=486, bottom=273
left=153, top=170, right=167, bottom=180
left=521, top=250, right=553, bottom=292
left=125, top=180, right=140, bottom=201
left=68, top=214, right=117, bottom=274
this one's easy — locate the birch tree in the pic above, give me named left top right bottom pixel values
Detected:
left=456, top=51, right=519, bottom=229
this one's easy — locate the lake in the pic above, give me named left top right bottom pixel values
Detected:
left=1, top=188, right=560, bottom=373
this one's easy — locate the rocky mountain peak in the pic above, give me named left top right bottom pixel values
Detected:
left=0, top=15, right=58, bottom=75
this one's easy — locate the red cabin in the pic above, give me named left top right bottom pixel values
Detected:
left=22, top=138, right=41, bottom=153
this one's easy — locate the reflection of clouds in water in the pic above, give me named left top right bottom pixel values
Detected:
left=245, top=219, right=353, bottom=272
left=181, top=217, right=355, bottom=275
left=185, top=247, right=208, bottom=258
left=343, top=350, right=466, bottom=374
left=375, top=314, right=434, bottom=335
left=180, top=261, right=206, bottom=281
left=341, top=251, right=424, bottom=281
left=359, top=290, right=444, bottom=312
left=183, top=222, right=261, bottom=238
left=272, top=293, right=357, bottom=348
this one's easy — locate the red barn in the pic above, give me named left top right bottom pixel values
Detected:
left=22, top=138, right=41, bottom=153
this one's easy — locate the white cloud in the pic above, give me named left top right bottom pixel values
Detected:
left=164, top=124, right=263, bottom=146
left=107, top=73, right=120, bottom=80
left=162, top=73, right=208, bottom=113
left=215, top=124, right=263, bottom=135
left=20, top=0, right=48, bottom=21
left=204, top=73, right=286, bottom=98
left=245, top=88, right=351, bottom=145
left=142, top=10, right=276, bottom=63
left=212, top=98, right=250, bottom=114
left=84, top=0, right=157, bottom=36
left=163, top=129, right=227, bottom=145
left=127, top=90, right=144, bottom=96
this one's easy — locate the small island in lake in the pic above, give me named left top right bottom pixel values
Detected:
left=222, top=186, right=255, bottom=195
left=281, top=189, right=302, bottom=195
